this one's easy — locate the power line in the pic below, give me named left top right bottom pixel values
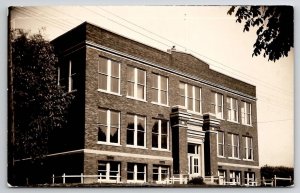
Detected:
left=96, top=6, right=293, bottom=95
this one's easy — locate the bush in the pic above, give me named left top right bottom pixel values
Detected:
left=188, top=176, right=205, bottom=185
left=261, top=165, right=294, bottom=187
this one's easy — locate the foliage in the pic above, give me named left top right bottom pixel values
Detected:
left=11, top=29, right=73, bottom=160
left=227, top=6, right=293, bottom=62
left=188, top=176, right=205, bottom=185
left=261, top=165, right=294, bottom=186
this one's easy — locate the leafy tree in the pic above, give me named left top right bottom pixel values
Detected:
left=261, top=165, right=294, bottom=186
left=227, top=6, right=293, bottom=62
left=10, top=29, right=73, bottom=161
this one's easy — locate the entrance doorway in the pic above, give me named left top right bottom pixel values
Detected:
left=188, top=143, right=201, bottom=178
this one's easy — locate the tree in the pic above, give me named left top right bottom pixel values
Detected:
left=261, top=165, right=294, bottom=186
left=9, top=29, right=73, bottom=161
left=227, top=6, right=293, bottom=62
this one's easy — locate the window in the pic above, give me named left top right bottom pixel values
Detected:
left=244, top=172, right=256, bottom=186
left=227, top=97, right=238, bottom=122
left=211, top=92, right=223, bottom=119
left=127, top=163, right=146, bottom=183
left=153, top=165, right=169, bottom=183
left=243, top=136, right=254, bottom=160
left=228, top=133, right=239, bottom=158
left=127, top=66, right=146, bottom=100
left=68, top=60, right=75, bottom=92
left=98, top=161, right=121, bottom=182
left=98, top=57, right=120, bottom=94
left=179, top=82, right=202, bottom=113
left=217, top=131, right=224, bottom=157
left=152, top=120, right=169, bottom=150
left=98, top=109, right=120, bottom=144
left=57, top=66, right=61, bottom=86
left=218, top=170, right=226, bottom=185
left=229, top=171, right=241, bottom=185
left=127, top=114, right=146, bottom=147
left=152, top=74, right=168, bottom=105
left=241, top=101, right=252, bottom=125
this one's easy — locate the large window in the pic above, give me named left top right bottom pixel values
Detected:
left=127, top=66, right=146, bottom=100
left=179, top=82, right=202, bottom=113
left=244, top=172, right=256, bottom=186
left=229, top=171, right=241, bottom=185
left=217, top=131, right=225, bottom=157
left=98, top=161, right=121, bottom=182
left=152, top=74, right=168, bottom=105
left=218, top=170, right=226, bottom=185
left=243, top=136, right=254, bottom=160
left=152, top=119, right=169, bottom=150
left=98, top=57, right=120, bottom=94
left=228, top=133, right=239, bottom=159
left=227, top=97, right=238, bottom=122
left=127, top=163, right=146, bottom=183
left=211, top=92, right=223, bottom=119
left=241, top=101, right=252, bottom=125
left=153, top=165, right=169, bottom=183
left=98, top=109, right=120, bottom=144
left=127, top=114, right=146, bottom=147
left=68, top=60, right=75, bottom=92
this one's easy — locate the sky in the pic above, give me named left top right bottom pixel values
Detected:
left=9, top=5, right=294, bottom=167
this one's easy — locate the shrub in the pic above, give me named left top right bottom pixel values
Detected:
left=188, top=176, right=205, bottom=185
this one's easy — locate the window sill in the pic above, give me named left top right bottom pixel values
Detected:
left=97, top=142, right=121, bottom=146
left=226, top=119, right=239, bottom=124
left=187, top=110, right=202, bottom=116
left=151, top=148, right=170, bottom=152
left=228, top=157, right=241, bottom=160
left=241, top=123, right=253, bottom=127
left=151, top=102, right=170, bottom=107
left=126, top=96, right=147, bottom=103
left=127, top=180, right=146, bottom=184
left=217, top=156, right=226, bottom=159
left=126, top=145, right=147, bottom=149
left=97, top=89, right=122, bottom=96
left=242, top=159, right=254, bottom=162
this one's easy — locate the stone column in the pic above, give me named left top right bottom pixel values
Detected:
left=170, top=106, right=190, bottom=175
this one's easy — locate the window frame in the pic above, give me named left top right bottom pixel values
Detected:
left=229, top=171, right=241, bottom=185
left=244, top=172, right=256, bottom=186
left=126, top=114, right=147, bottom=148
left=97, top=57, right=121, bottom=95
left=127, top=66, right=146, bottom=101
left=97, top=108, right=120, bottom=145
left=127, top=163, right=147, bottom=183
left=152, top=119, right=170, bottom=151
left=68, top=60, right=76, bottom=92
left=97, top=161, right=121, bottom=183
left=241, top=101, right=252, bottom=125
left=151, top=74, right=169, bottom=106
left=153, top=165, right=170, bottom=183
left=179, top=82, right=202, bottom=114
left=211, top=92, right=224, bottom=119
left=243, top=136, right=254, bottom=160
left=227, top=97, right=239, bottom=122
left=228, top=133, right=240, bottom=159
left=217, top=131, right=225, bottom=157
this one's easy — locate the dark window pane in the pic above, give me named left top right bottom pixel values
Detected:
left=137, top=173, right=145, bottom=180
left=110, top=127, right=118, bottom=143
left=137, top=117, right=145, bottom=131
left=127, top=172, right=134, bottom=180
left=137, top=131, right=144, bottom=146
left=188, top=144, right=195, bottom=154
left=98, top=126, right=107, bottom=141
left=161, top=121, right=168, bottom=134
left=127, top=163, right=134, bottom=171
left=153, top=174, right=158, bottom=181
left=152, top=133, right=158, bottom=148
left=161, top=135, right=168, bottom=149
left=152, top=121, right=159, bottom=133
left=127, top=129, right=134, bottom=145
